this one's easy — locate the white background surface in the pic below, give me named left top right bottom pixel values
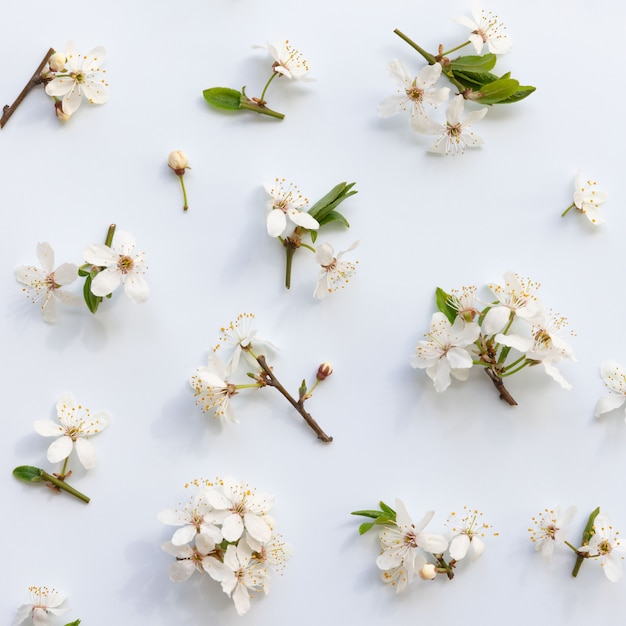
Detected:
left=2, top=1, right=626, bottom=624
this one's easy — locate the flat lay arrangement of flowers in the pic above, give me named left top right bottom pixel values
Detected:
left=4, top=1, right=626, bottom=624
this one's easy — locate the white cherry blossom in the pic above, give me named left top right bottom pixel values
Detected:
left=454, top=1, right=512, bottom=55
left=264, top=178, right=319, bottom=237
left=595, top=360, right=626, bottom=420
left=446, top=507, right=493, bottom=561
left=15, top=586, right=69, bottom=626
left=190, top=353, right=237, bottom=422
left=15, top=242, right=80, bottom=322
left=34, top=393, right=109, bottom=469
left=158, top=491, right=222, bottom=546
left=314, top=241, right=359, bottom=299
left=265, top=40, right=310, bottom=79
left=573, top=173, right=607, bottom=224
left=578, top=514, right=626, bottom=582
left=161, top=534, right=217, bottom=582
left=44, top=41, right=109, bottom=116
left=528, top=506, right=577, bottom=563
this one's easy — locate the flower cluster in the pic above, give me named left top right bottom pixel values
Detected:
left=264, top=178, right=359, bottom=296
left=159, top=477, right=291, bottom=616
left=190, top=313, right=333, bottom=441
left=410, top=272, right=575, bottom=405
left=353, top=500, right=496, bottom=592
left=381, top=2, right=533, bottom=155
left=530, top=506, right=625, bottom=582
left=203, top=39, right=310, bottom=120
left=1, top=42, right=108, bottom=128
left=562, top=173, right=608, bottom=225
left=13, top=393, right=109, bottom=504
left=15, top=585, right=80, bottom=626
left=16, top=224, right=149, bottom=321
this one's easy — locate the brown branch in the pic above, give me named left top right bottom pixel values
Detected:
left=484, top=368, right=518, bottom=406
left=1, top=48, right=54, bottom=129
left=256, top=354, right=333, bottom=442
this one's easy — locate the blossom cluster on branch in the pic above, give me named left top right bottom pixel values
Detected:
left=353, top=500, right=496, bottom=592
left=410, top=271, right=575, bottom=405
left=159, top=477, right=291, bottom=615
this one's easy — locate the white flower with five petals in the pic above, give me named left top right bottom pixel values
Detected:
left=572, top=173, right=607, bottom=225
left=454, top=1, right=512, bottom=55
left=578, top=514, right=626, bottom=582
left=15, top=586, right=69, bottom=626
left=158, top=491, right=222, bottom=546
left=44, top=41, right=109, bottom=116
left=190, top=353, right=238, bottom=422
left=265, top=40, right=310, bottom=79
left=161, top=534, right=217, bottom=582
left=34, top=393, right=109, bottom=469
left=411, top=95, right=487, bottom=156
left=410, top=312, right=480, bottom=392
left=528, top=506, right=577, bottom=563
left=447, top=507, right=493, bottom=561
left=595, top=360, right=626, bottom=420
left=378, top=60, right=449, bottom=119
left=83, top=231, right=149, bottom=303
left=264, top=178, right=319, bottom=237
left=15, top=242, right=80, bottom=322
left=314, top=241, right=359, bottom=299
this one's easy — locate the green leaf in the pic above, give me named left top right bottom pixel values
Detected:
left=499, top=84, right=536, bottom=103
left=13, top=465, right=44, bottom=483
left=452, top=70, right=500, bottom=88
left=359, top=522, right=374, bottom=535
left=582, top=506, right=601, bottom=546
left=352, top=509, right=386, bottom=519
left=379, top=500, right=396, bottom=517
left=449, top=53, right=496, bottom=73
left=308, top=182, right=357, bottom=222
left=436, top=287, right=457, bottom=324
left=310, top=230, right=318, bottom=244
left=473, top=78, right=520, bottom=104
left=77, top=263, right=92, bottom=277
left=64, top=620, right=81, bottom=626
left=83, top=274, right=101, bottom=314
left=317, top=210, right=350, bottom=229
left=202, top=87, right=242, bottom=111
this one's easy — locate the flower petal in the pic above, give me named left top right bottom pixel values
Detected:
left=47, top=435, right=73, bottom=463
left=75, top=437, right=97, bottom=469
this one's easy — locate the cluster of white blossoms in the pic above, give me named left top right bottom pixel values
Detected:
left=159, top=477, right=291, bottom=615
left=264, top=178, right=359, bottom=298
left=14, top=586, right=74, bottom=626
left=16, top=229, right=149, bottom=321
left=354, top=500, right=495, bottom=592
left=410, top=272, right=575, bottom=404
left=529, top=507, right=625, bottom=582
left=43, top=42, right=109, bottom=121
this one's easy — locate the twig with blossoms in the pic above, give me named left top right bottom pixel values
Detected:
left=190, top=313, right=334, bottom=442
left=203, top=39, right=310, bottom=120
left=1, top=41, right=108, bottom=128
left=530, top=506, right=625, bottom=582
left=264, top=178, right=359, bottom=294
left=352, top=500, right=496, bottom=592
left=159, top=477, right=291, bottom=616
left=15, top=586, right=80, bottom=626
left=13, top=393, right=110, bottom=504
left=410, top=272, right=575, bottom=405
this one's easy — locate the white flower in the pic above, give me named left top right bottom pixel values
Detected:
left=314, top=241, right=359, bottom=299
left=376, top=499, right=448, bottom=585
left=190, top=353, right=238, bottom=422
left=381, top=561, right=421, bottom=593
left=15, top=586, right=69, bottom=626
left=168, top=150, right=189, bottom=173
left=203, top=477, right=274, bottom=544
left=265, top=40, right=310, bottom=79
left=214, top=313, right=276, bottom=372
left=161, top=533, right=217, bottom=582
left=496, top=313, right=575, bottom=390
left=411, top=94, right=487, bottom=155
left=528, top=506, right=576, bottom=563
left=254, top=533, right=292, bottom=572
left=158, top=491, right=222, bottom=546
left=482, top=271, right=544, bottom=335
left=15, top=242, right=80, bottom=323
left=454, top=1, right=512, bottom=55
left=264, top=178, right=319, bottom=237
left=410, top=312, right=480, bottom=392
left=44, top=41, right=109, bottom=116
left=378, top=60, right=449, bottom=119
left=595, top=360, right=626, bottom=419
left=578, top=514, right=626, bottom=582
left=448, top=285, right=480, bottom=324
left=205, top=542, right=270, bottom=615
left=83, top=231, right=149, bottom=304
left=446, top=507, right=493, bottom=561
left=34, top=393, right=109, bottom=470
left=572, top=173, right=607, bottom=224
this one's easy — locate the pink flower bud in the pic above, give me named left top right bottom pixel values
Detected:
left=316, top=362, right=333, bottom=381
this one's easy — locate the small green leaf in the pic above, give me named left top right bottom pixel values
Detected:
left=310, top=230, right=318, bottom=244
left=452, top=70, right=500, bottom=88
left=499, top=84, right=536, bottom=103
left=359, top=522, right=374, bottom=535
left=13, top=465, right=44, bottom=483
left=77, top=263, right=92, bottom=277
left=436, top=287, right=457, bottom=324
left=352, top=509, right=386, bottom=519
left=64, top=620, right=81, bottom=626
left=202, top=87, right=243, bottom=111
left=449, top=53, right=496, bottom=73
left=582, top=507, right=601, bottom=546
left=473, top=78, right=520, bottom=104
left=379, top=501, right=396, bottom=517
left=317, top=210, right=350, bottom=229
left=83, top=274, right=101, bottom=314
left=308, top=182, right=357, bottom=222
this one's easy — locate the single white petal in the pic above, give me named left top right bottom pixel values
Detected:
left=603, top=554, right=623, bottom=582
left=90, top=268, right=122, bottom=296
left=594, top=394, right=626, bottom=417
left=123, top=273, right=150, bottom=304
left=244, top=512, right=272, bottom=543
left=221, top=513, right=245, bottom=542
left=74, top=437, right=97, bottom=469
left=377, top=94, right=406, bottom=118
left=288, top=208, right=319, bottom=230
left=482, top=306, right=510, bottom=335
left=449, top=534, right=470, bottom=560
left=232, top=583, right=251, bottom=615
left=170, top=559, right=196, bottom=582
left=34, top=419, right=64, bottom=437
left=266, top=209, right=287, bottom=237
left=53, top=263, right=79, bottom=285
left=35, top=242, right=55, bottom=273
left=446, top=346, right=473, bottom=370
left=47, top=435, right=74, bottom=463
left=172, top=525, right=198, bottom=546
left=83, top=243, right=117, bottom=266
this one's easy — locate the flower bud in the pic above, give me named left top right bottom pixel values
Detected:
left=168, top=150, right=189, bottom=175
left=316, top=362, right=333, bottom=381
left=54, top=101, right=71, bottom=122
left=418, top=563, right=437, bottom=580
left=49, top=52, right=67, bottom=72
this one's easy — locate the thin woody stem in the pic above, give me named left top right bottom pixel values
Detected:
left=484, top=368, right=517, bottom=405
left=40, top=470, right=90, bottom=503
left=1, top=48, right=55, bottom=129
left=255, top=354, right=333, bottom=442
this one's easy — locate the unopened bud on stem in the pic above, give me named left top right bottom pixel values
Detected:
left=316, top=362, right=333, bottom=381
left=419, top=563, right=437, bottom=580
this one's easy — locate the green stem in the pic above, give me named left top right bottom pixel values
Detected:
left=285, top=245, right=295, bottom=289
left=501, top=354, right=526, bottom=372
left=501, top=361, right=530, bottom=377
left=60, top=457, right=69, bottom=478
left=239, top=99, right=285, bottom=119
left=178, top=175, right=188, bottom=211
left=260, top=72, right=278, bottom=103
left=440, top=41, right=471, bottom=56
left=40, top=470, right=90, bottom=503
left=562, top=203, right=575, bottom=217
left=393, top=29, right=437, bottom=64
left=300, top=242, right=316, bottom=253
left=104, top=223, right=116, bottom=247
left=235, top=383, right=263, bottom=390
